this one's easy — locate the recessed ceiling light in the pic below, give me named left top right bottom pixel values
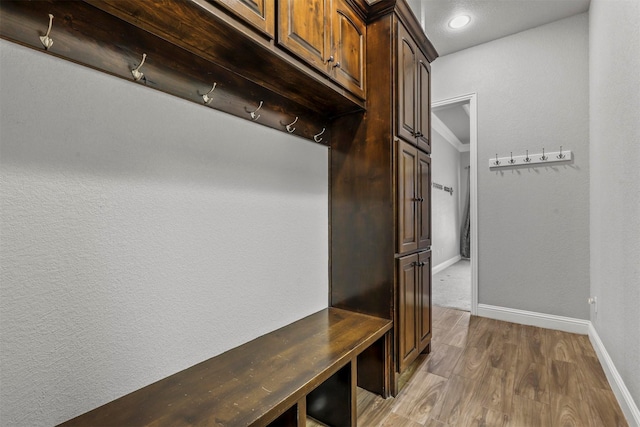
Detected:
left=448, top=15, right=471, bottom=29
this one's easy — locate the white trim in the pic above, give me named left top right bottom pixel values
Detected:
left=589, top=324, right=640, bottom=426
left=432, top=255, right=462, bottom=275
left=475, top=305, right=639, bottom=425
left=476, top=304, right=590, bottom=334
left=432, top=93, right=478, bottom=316
left=431, top=113, right=469, bottom=152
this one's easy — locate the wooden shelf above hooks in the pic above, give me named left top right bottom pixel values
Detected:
left=0, top=0, right=345, bottom=144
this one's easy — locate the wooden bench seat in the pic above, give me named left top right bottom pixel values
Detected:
left=59, top=308, right=393, bottom=427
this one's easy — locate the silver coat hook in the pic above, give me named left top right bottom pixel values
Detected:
left=202, top=83, right=217, bottom=105
left=131, top=53, right=147, bottom=81
left=247, top=101, right=263, bottom=121
left=40, top=14, right=54, bottom=50
left=557, top=145, right=565, bottom=159
left=508, top=151, right=516, bottom=164
left=493, top=153, right=500, bottom=166
left=313, top=127, right=326, bottom=143
left=540, top=147, right=548, bottom=161
left=523, top=150, right=532, bottom=163
left=283, top=116, right=298, bottom=133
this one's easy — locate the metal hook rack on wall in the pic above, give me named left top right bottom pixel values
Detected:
left=489, top=147, right=572, bottom=169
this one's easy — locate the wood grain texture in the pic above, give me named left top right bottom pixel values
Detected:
left=59, top=308, right=392, bottom=427
left=357, top=307, right=629, bottom=427
left=392, top=370, right=447, bottom=424
left=0, top=0, right=336, bottom=143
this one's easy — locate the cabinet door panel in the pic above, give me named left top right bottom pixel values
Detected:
left=212, top=0, right=275, bottom=38
left=418, top=151, right=431, bottom=249
left=398, top=255, right=418, bottom=372
left=397, top=140, right=418, bottom=254
left=332, top=0, right=365, bottom=99
left=417, top=52, right=431, bottom=153
left=397, top=23, right=417, bottom=143
left=418, top=251, right=432, bottom=352
left=278, top=0, right=328, bottom=70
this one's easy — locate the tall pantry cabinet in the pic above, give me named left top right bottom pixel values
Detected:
left=330, top=2, right=437, bottom=395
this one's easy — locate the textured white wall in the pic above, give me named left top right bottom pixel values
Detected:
left=0, top=41, right=328, bottom=426
left=589, top=0, right=640, bottom=411
left=431, top=132, right=462, bottom=266
left=432, top=13, right=590, bottom=319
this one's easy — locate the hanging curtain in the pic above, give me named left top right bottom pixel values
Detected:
left=460, top=166, right=471, bottom=258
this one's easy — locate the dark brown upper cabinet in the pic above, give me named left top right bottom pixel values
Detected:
left=397, top=139, right=431, bottom=255
left=278, top=0, right=366, bottom=99
left=278, top=0, right=329, bottom=70
left=331, top=0, right=366, bottom=99
left=210, top=0, right=275, bottom=38
left=397, top=22, right=431, bottom=153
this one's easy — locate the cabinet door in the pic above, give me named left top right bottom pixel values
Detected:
left=331, top=0, right=366, bottom=99
left=398, top=254, right=418, bottom=373
left=397, top=22, right=417, bottom=144
left=397, top=140, right=418, bottom=254
left=416, top=51, right=431, bottom=153
left=418, top=251, right=432, bottom=352
left=417, top=150, right=431, bottom=249
left=212, top=0, right=275, bottom=38
left=278, top=0, right=329, bottom=71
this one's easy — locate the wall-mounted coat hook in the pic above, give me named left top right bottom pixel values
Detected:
left=202, top=83, right=217, bottom=105
left=282, top=116, right=298, bottom=133
left=246, top=101, right=263, bottom=121
left=540, top=147, right=548, bottom=161
left=39, top=14, right=54, bottom=50
left=314, top=127, right=326, bottom=143
left=131, top=53, right=147, bottom=81
left=489, top=148, right=572, bottom=169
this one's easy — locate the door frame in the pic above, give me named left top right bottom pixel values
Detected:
left=431, top=93, right=478, bottom=315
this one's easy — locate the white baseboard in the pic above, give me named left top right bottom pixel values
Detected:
left=476, top=304, right=590, bottom=334
left=432, top=255, right=462, bottom=275
left=475, top=304, right=638, bottom=426
left=588, top=324, right=640, bottom=427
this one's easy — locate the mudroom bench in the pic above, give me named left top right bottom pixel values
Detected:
left=59, top=308, right=392, bottom=427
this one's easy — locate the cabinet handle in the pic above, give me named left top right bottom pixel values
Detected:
left=419, top=262, right=426, bottom=267
left=327, top=55, right=335, bottom=63
left=333, top=62, right=341, bottom=69
left=415, top=131, right=423, bottom=138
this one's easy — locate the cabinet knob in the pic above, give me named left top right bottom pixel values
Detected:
left=415, top=131, right=423, bottom=138
left=327, top=55, right=335, bottom=63
left=333, top=62, right=341, bottom=69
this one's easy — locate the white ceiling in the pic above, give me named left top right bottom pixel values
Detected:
left=433, top=103, right=470, bottom=145
left=408, top=0, right=591, bottom=56
left=411, top=0, right=590, bottom=147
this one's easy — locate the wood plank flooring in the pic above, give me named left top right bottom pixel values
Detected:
left=358, top=306, right=628, bottom=427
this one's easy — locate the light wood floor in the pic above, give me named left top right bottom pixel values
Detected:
left=356, top=306, right=628, bottom=427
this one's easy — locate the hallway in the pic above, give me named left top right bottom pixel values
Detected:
left=356, top=307, right=627, bottom=426
left=433, top=259, right=471, bottom=312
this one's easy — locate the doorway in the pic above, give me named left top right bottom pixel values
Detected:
left=431, top=94, right=478, bottom=315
